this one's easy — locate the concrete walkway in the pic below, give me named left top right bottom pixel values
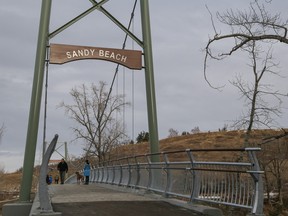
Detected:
left=47, top=183, right=223, bottom=216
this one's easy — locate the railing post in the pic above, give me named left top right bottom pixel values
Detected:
left=186, top=149, right=200, bottom=201
left=95, top=166, right=100, bottom=182
left=163, top=153, right=171, bottom=197
left=145, top=154, right=152, bottom=189
left=93, top=166, right=96, bottom=182
left=134, top=156, right=140, bottom=187
left=246, top=148, right=264, bottom=216
left=118, top=163, right=123, bottom=186
left=100, top=164, right=105, bottom=183
left=105, top=163, right=109, bottom=183
left=111, top=162, right=116, bottom=184
left=96, top=166, right=99, bottom=182
left=127, top=158, right=132, bottom=187
left=91, top=166, right=95, bottom=182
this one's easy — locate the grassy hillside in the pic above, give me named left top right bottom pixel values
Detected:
left=114, top=129, right=287, bottom=158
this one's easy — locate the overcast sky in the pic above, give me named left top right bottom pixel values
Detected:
left=1, top=0, right=288, bottom=172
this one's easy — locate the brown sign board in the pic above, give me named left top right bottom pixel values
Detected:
left=49, top=43, right=142, bottom=70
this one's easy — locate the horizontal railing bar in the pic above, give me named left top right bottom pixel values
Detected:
left=97, top=167, right=258, bottom=174
left=96, top=148, right=261, bottom=165
left=97, top=161, right=253, bottom=168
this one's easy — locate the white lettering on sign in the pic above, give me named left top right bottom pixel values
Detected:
left=66, top=49, right=96, bottom=59
left=66, top=48, right=128, bottom=63
left=99, top=50, right=127, bottom=63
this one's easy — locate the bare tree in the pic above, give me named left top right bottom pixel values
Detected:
left=59, top=81, right=129, bottom=162
left=191, top=126, right=200, bottom=134
left=230, top=42, right=287, bottom=146
left=204, top=0, right=288, bottom=146
left=205, top=0, right=288, bottom=78
left=168, top=128, right=179, bottom=138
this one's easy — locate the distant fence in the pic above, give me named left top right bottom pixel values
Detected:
left=66, top=147, right=264, bottom=215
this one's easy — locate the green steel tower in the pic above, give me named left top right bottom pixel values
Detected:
left=19, top=0, right=160, bottom=202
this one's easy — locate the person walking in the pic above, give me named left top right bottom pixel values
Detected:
left=57, top=158, right=68, bottom=184
left=83, top=160, right=91, bottom=185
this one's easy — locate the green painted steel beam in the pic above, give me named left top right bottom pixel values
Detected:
left=140, top=0, right=160, bottom=162
left=49, top=0, right=109, bottom=39
left=90, top=0, right=143, bottom=48
left=19, top=0, right=52, bottom=202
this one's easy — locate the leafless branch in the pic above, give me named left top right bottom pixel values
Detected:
left=59, top=82, right=129, bottom=162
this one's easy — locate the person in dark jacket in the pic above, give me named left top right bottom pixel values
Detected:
left=83, top=160, right=91, bottom=185
left=46, top=174, right=50, bottom=184
left=57, top=158, right=68, bottom=184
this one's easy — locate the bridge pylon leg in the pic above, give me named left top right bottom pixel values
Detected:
left=19, top=0, right=52, bottom=202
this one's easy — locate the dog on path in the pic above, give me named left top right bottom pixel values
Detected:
left=75, top=172, right=84, bottom=184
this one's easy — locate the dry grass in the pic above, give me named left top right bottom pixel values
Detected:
left=111, top=129, right=287, bottom=160
left=0, top=172, right=22, bottom=193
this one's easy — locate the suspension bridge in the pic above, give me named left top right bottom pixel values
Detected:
left=2, top=0, right=265, bottom=215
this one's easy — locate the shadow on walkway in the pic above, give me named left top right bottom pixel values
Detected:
left=53, top=201, right=200, bottom=216
left=49, top=183, right=219, bottom=216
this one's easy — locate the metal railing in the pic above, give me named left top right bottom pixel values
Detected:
left=66, top=147, right=264, bottom=215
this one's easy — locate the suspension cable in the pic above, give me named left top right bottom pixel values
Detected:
left=105, top=0, right=137, bottom=102
left=98, top=0, right=138, bottom=132
left=122, top=66, right=126, bottom=137
left=42, top=46, right=50, bottom=158
left=131, top=10, right=135, bottom=143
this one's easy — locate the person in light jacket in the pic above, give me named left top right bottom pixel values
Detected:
left=83, top=160, right=91, bottom=185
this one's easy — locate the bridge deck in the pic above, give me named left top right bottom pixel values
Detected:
left=48, top=183, right=216, bottom=216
